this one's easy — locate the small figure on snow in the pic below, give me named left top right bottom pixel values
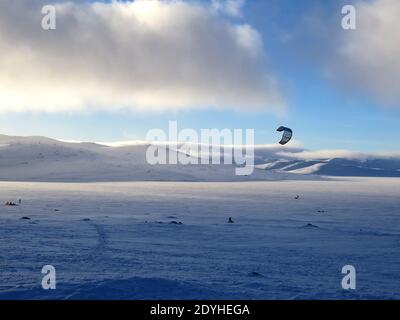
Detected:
left=228, top=217, right=234, bottom=223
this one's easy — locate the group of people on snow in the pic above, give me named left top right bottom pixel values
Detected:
left=4, top=199, right=21, bottom=206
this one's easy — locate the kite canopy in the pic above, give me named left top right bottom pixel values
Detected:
left=277, top=126, right=293, bottom=145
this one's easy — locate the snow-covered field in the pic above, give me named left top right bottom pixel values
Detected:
left=1, top=178, right=399, bottom=300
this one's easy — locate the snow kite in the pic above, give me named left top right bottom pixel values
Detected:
left=277, top=126, right=293, bottom=145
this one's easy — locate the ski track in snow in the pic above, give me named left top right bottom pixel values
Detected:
left=81, top=219, right=108, bottom=263
left=0, top=178, right=399, bottom=300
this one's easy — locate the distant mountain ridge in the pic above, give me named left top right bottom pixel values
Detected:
left=255, top=158, right=400, bottom=177
left=0, top=134, right=399, bottom=181
left=0, top=134, right=308, bottom=182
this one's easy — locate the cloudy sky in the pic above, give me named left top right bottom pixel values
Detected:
left=0, top=0, right=399, bottom=152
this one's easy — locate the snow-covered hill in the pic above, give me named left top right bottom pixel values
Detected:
left=0, top=134, right=308, bottom=182
left=0, top=134, right=399, bottom=181
left=254, top=155, right=400, bottom=177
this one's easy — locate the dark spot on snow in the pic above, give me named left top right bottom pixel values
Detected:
left=317, top=210, right=327, bottom=213
left=81, top=218, right=91, bottom=222
left=170, top=221, right=183, bottom=225
left=20, top=216, right=31, bottom=220
left=302, top=223, right=319, bottom=229
left=166, top=216, right=177, bottom=219
left=54, top=209, right=60, bottom=212
left=248, top=272, right=263, bottom=277
left=5, top=202, right=18, bottom=206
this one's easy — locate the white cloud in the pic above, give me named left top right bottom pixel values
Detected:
left=211, top=0, right=245, bottom=18
left=278, top=149, right=400, bottom=160
left=330, top=0, right=400, bottom=105
left=0, top=0, right=283, bottom=114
